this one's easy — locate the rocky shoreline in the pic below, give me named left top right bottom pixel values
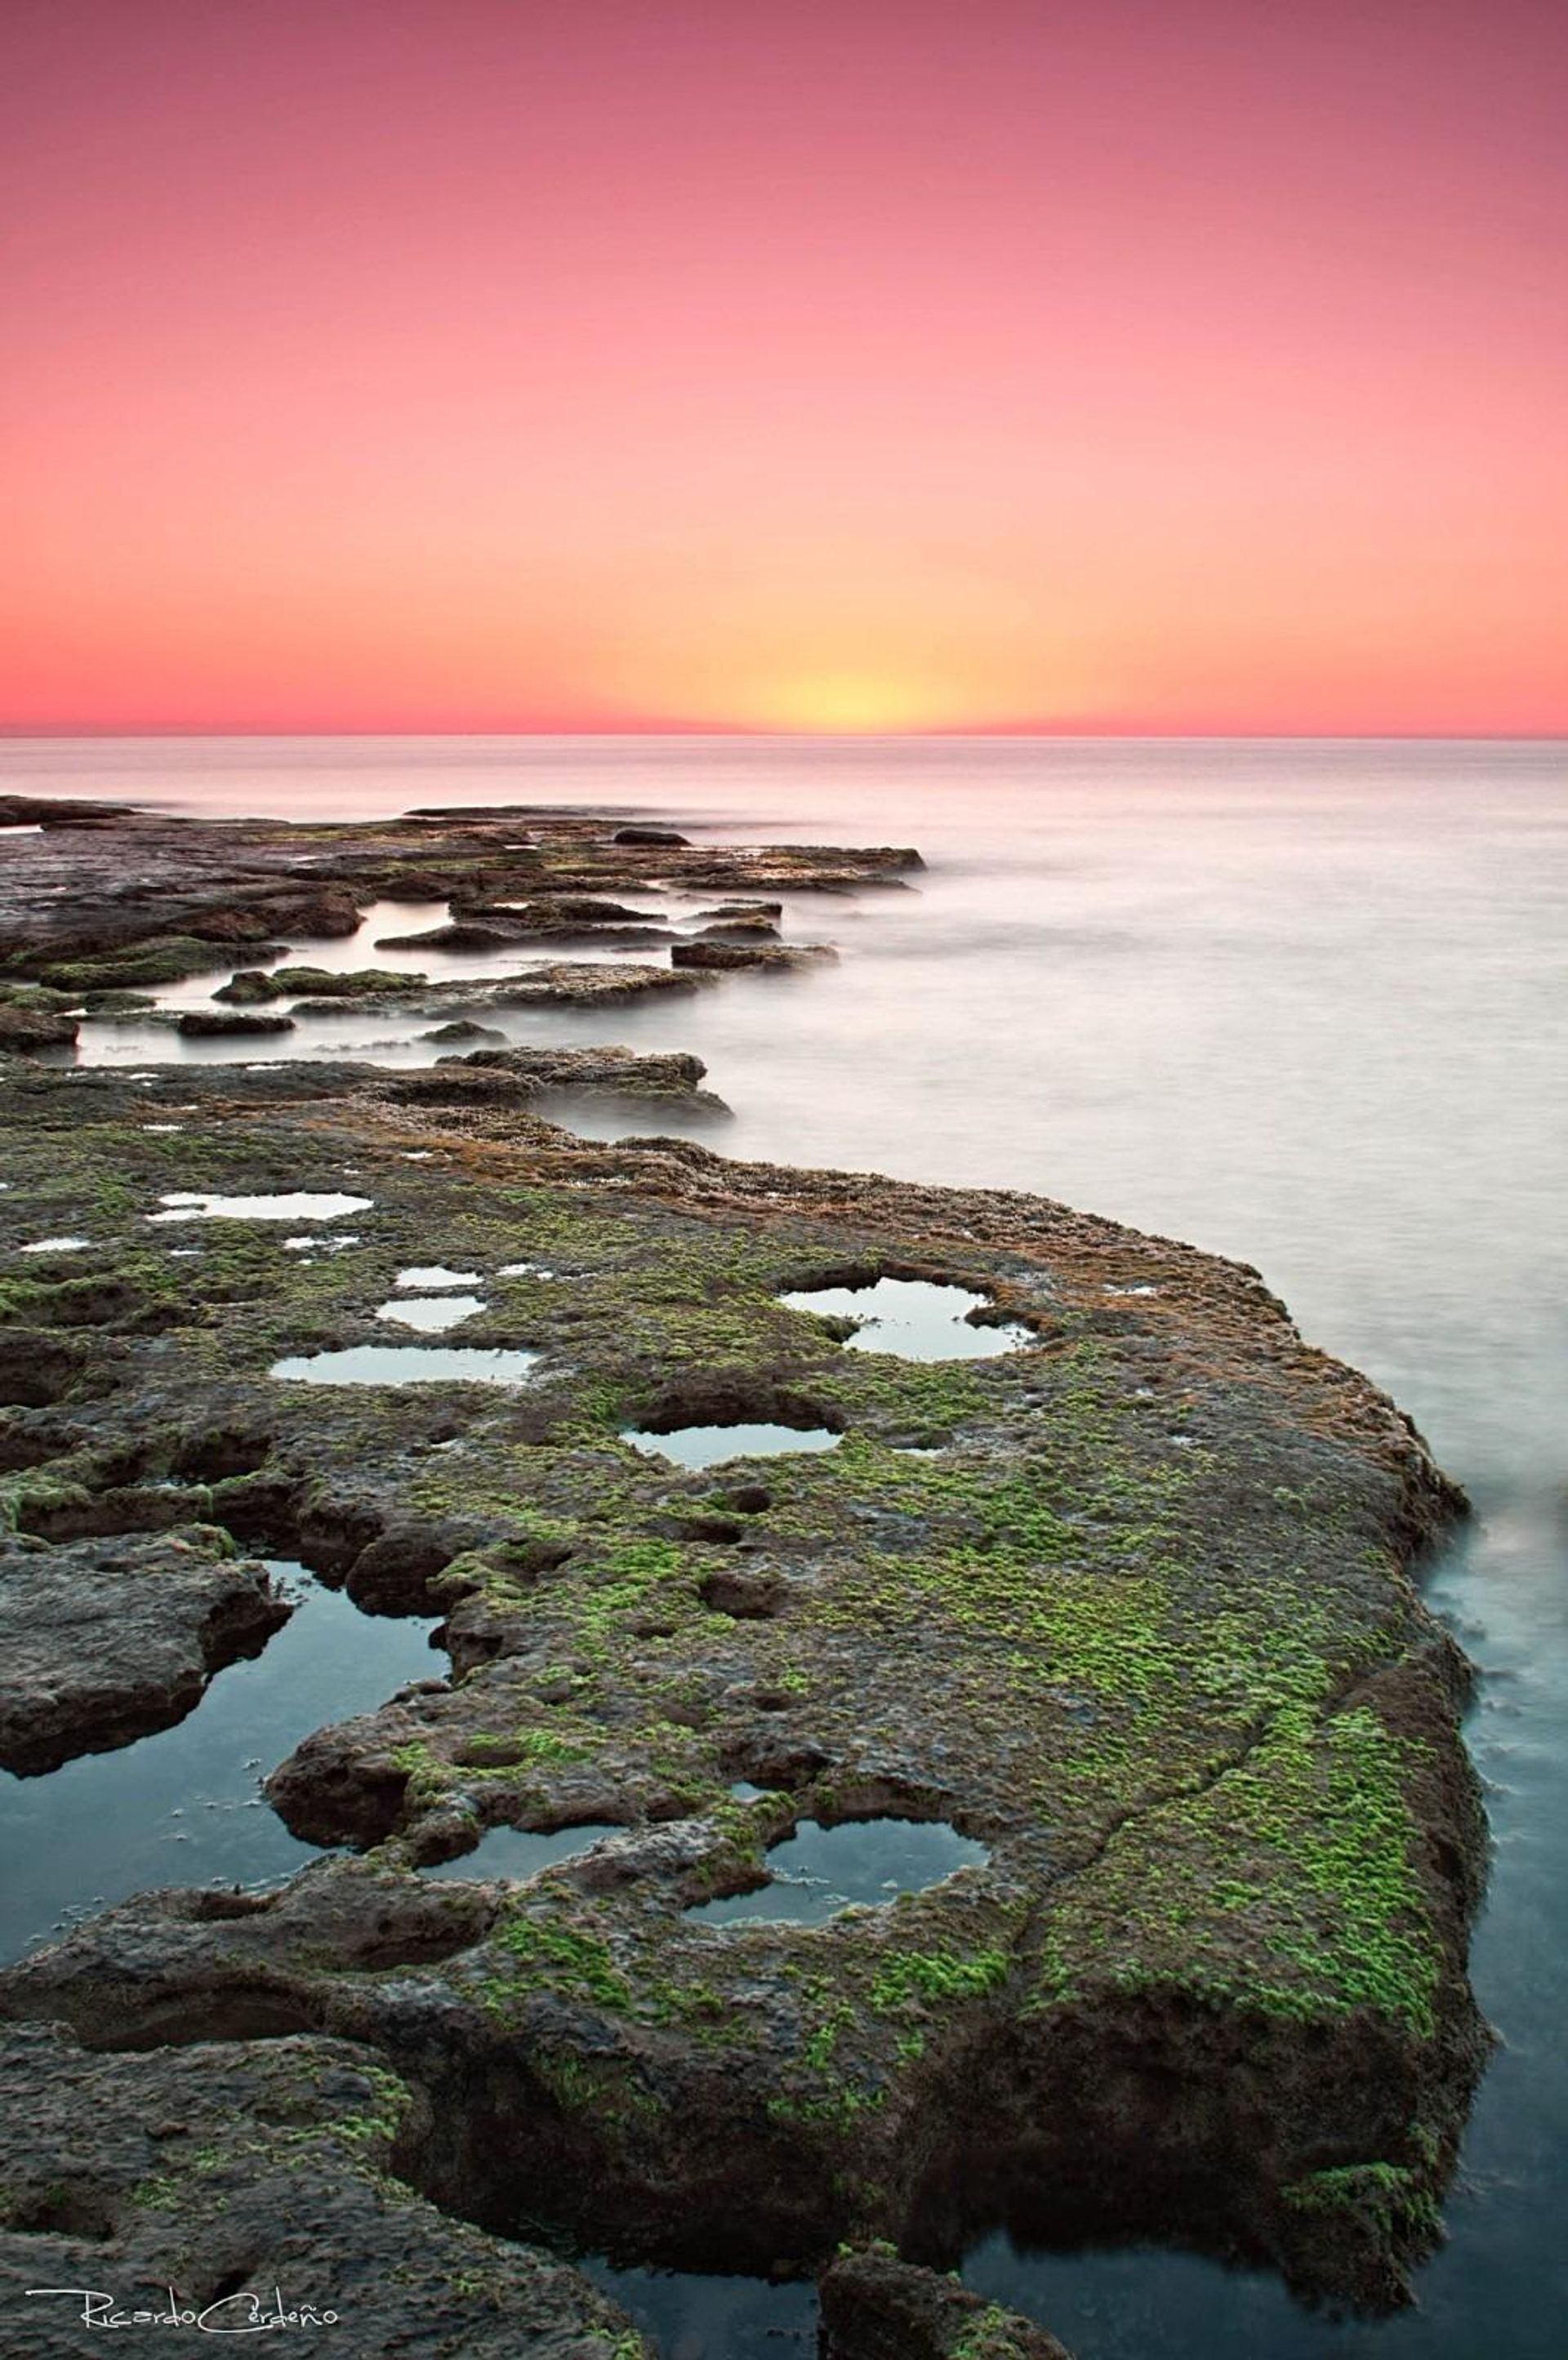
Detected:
left=0, top=800, right=1488, bottom=2357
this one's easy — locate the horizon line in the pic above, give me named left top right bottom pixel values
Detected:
left=3, top=725, right=1566, bottom=746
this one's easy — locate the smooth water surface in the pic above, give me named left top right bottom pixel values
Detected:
left=0, top=1565, right=439, bottom=1965
left=149, top=1190, right=372, bottom=1222
left=420, top=1823, right=621, bottom=1881
left=585, top=2261, right=817, bottom=2359
left=7, top=735, right=1568, bottom=2359
left=271, top=1343, right=540, bottom=1388
left=623, top=1423, right=842, bottom=1472
left=375, top=1294, right=485, bottom=1333
left=687, top=1816, right=988, bottom=1926
left=780, top=1276, right=1033, bottom=1360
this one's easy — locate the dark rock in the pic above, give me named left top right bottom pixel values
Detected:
left=0, top=2022, right=650, bottom=2358
left=455, top=896, right=653, bottom=926
left=269, top=966, right=425, bottom=997
left=0, top=1004, right=78, bottom=1054
left=819, top=2251, right=1075, bottom=2359
left=0, top=795, right=140, bottom=829
left=672, top=940, right=836, bottom=972
left=176, top=1010, right=296, bottom=1037
left=0, top=1061, right=1486, bottom=2313
left=695, top=915, right=781, bottom=940
left=612, top=824, right=689, bottom=847
left=0, top=1529, right=292, bottom=1776
left=421, top=1020, right=508, bottom=1044
left=212, top=969, right=278, bottom=1004
left=487, top=961, right=714, bottom=1006
left=375, top=921, right=519, bottom=952
left=0, top=803, right=909, bottom=978
left=420, top=1044, right=716, bottom=1102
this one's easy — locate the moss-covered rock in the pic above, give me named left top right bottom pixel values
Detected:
left=0, top=1058, right=1487, bottom=2314
left=0, top=2022, right=649, bottom=2356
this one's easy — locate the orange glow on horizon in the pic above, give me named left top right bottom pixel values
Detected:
left=2, top=1, right=1565, bottom=737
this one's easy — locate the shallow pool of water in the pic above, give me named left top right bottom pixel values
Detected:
left=623, top=1422, right=842, bottom=1472
left=271, top=1343, right=540, bottom=1388
left=0, top=1564, right=440, bottom=1964
left=686, top=1815, right=988, bottom=1926
left=16, top=740, right=1568, bottom=2358
left=397, top=1265, right=482, bottom=1288
left=420, top=1822, right=621, bottom=1881
left=375, top=1294, right=485, bottom=1334
left=149, top=1190, right=372, bottom=1222
left=779, top=1276, right=1034, bottom=1360
left=584, top=2260, right=818, bottom=2358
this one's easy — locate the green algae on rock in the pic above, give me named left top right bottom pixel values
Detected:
left=0, top=1054, right=1487, bottom=2318
left=0, top=2022, right=651, bottom=2358
left=820, top=2248, right=1076, bottom=2359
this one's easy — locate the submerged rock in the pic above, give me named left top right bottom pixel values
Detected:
left=0, top=2022, right=649, bottom=2358
left=421, top=1019, right=509, bottom=1044
left=690, top=901, right=785, bottom=923
left=0, top=1528, right=292, bottom=1776
left=0, top=1058, right=1486, bottom=2315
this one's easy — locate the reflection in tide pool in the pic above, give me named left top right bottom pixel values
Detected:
left=0, top=1565, right=439, bottom=1966
left=584, top=2260, right=817, bottom=2359
left=687, top=1816, right=988, bottom=1926
left=375, top=1294, right=485, bottom=1333
left=272, top=1343, right=540, bottom=1387
left=420, top=1823, right=621, bottom=1881
left=149, top=1190, right=372, bottom=1222
left=11, top=737, right=1568, bottom=2359
left=780, top=1276, right=1033, bottom=1360
left=623, top=1422, right=841, bottom=1472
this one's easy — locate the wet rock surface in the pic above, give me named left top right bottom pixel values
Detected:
left=0, top=1529, right=292, bottom=1776
left=671, top=939, right=835, bottom=972
left=176, top=1009, right=296, bottom=1038
left=819, top=2249, right=1074, bottom=2359
left=0, top=999, right=81, bottom=1055
left=0, top=2021, right=649, bottom=2358
left=389, top=1045, right=730, bottom=1118
left=0, top=799, right=920, bottom=984
left=0, top=1039, right=1486, bottom=2321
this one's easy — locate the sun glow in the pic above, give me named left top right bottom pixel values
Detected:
left=2, top=2, right=1565, bottom=733
left=749, top=674, right=979, bottom=734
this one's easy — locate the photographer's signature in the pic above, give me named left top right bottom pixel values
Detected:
left=25, top=2287, right=338, bottom=2333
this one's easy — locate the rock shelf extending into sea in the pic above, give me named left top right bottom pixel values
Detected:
left=0, top=802, right=1487, bottom=2358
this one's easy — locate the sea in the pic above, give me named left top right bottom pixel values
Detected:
left=2, top=733, right=1565, bottom=2358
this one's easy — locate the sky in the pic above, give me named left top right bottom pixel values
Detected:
left=2, top=0, right=1565, bottom=736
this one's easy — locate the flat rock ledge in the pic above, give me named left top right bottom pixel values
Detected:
left=0, top=800, right=920, bottom=986
left=0, top=1058, right=1489, bottom=2328
left=0, top=2022, right=648, bottom=2358
left=0, top=1530, right=291, bottom=1777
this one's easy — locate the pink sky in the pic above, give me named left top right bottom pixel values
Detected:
left=2, top=0, right=1564, bottom=734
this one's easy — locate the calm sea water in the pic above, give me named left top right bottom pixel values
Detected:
left=4, top=735, right=1566, bottom=2357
